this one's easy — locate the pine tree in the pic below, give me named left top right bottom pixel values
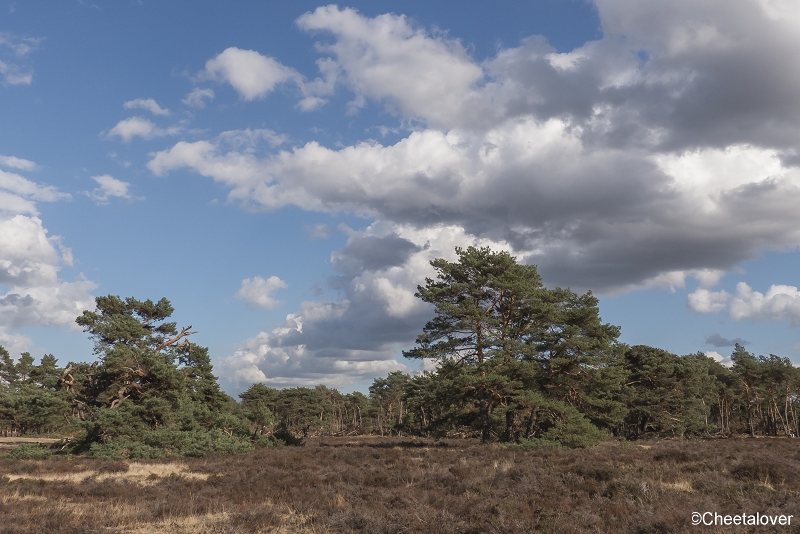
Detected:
left=404, top=246, right=624, bottom=444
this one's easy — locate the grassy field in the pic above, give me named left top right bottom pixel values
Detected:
left=1, top=436, right=799, bottom=533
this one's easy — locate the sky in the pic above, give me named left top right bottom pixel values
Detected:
left=2, top=0, right=800, bottom=395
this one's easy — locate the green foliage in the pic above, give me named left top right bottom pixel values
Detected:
left=4, top=443, right=53, bottom=459
left=369, top=371, right=411, bottom=435
left=403, top=246, right=623, bottom=443
left=60, top=295, right=267, bottom=457
left=83, top=427, right=256, bottom=459
left=622, top=345, right=717, bottom=438
left=540, top=404, right=606, bottom=448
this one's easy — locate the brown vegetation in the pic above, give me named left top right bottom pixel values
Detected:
left=2, top=437, right=799, bottom=533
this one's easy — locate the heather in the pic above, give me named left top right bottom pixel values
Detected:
left=1, top=437, right=798, bottom=533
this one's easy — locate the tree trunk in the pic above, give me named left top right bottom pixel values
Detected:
left=479, top=393, right=490, bottom=443
left=505, top=409, right=517, bottom=442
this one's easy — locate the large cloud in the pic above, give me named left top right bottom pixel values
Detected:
left=592, top=0, right=800, bottom=153
left=0, top=162, right=96, bottom=355
left=150, top=2, right=800, bottom=386
left=219, top=223, right=510, bottom=388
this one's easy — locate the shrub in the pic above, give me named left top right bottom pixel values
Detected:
left=273, top=425, right=304, bottom=446
left=542, top=406, right=606, bottom=448
left=4, top=444, right=52, bottom=460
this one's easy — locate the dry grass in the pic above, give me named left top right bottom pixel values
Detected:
left=2, top=437, right=800, bottom=533
left=4, top=462, right=209, bottom=485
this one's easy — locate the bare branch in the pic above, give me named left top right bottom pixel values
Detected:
left=154, top=325, right=196, bottom=353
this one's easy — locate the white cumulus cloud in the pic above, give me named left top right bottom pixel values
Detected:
left=729, top=283, right=800, bottom=326
left=0, top=155, right=37, bottom=171
left=690, top=282, right=800, bottom=327
left=107, top=117, right=182, bottom=142
left=0, top=163, right=91, bottom=358
left=297, top=6, right=484, bottom=127
left=235, top=275, right=287, bottom=310
left=688, top=288, right=731, bottom=314
left=86, top=174, right=139, bottom=204
left=0, top=214, right=97, bottom=338
left=203, top=47, right=298, bottom=101
left=0, top=169, right=69, bottom=206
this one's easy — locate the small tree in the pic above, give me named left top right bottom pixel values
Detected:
left=70, top=295, right=251, bottom=457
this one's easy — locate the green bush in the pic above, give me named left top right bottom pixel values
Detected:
left=83, top=429, right=257, bottom=459
left=542, top=406, right=606, bottom=449
left=86, top=439, right=165, bottom=460
left=253, top=434, right=283, bottom=448
left=5, top=444, right=53, bottom=459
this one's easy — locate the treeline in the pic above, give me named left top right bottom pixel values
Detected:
left=2, top=247, right=799, bottom=457
left=235, top=343, right=800, bottom=445
left=238, top=246, right=800, bottom=446
left=7, top=340, right=795, bottom=449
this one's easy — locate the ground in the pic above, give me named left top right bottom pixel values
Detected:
left=1, top=436, right=798, bottom=533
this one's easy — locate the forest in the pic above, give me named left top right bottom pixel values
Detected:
left=1, top=246, right=799, bottom=459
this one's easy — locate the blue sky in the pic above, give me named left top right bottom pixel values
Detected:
left=2, top=0, right=800, bottom=394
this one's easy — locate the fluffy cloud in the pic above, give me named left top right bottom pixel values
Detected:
left=108, top=117, right=181, bottom=142
left=85, top=174, right=139, bottom=204
left=0, top=275, right=97, bottom=330
left=150, top=123, right=800, bottom=295
left=690, top=282, right=800, bottom=327
left=149, top=2, right=800, bottom=385
left=0, top=330, right=32, bottom=361
left=0, top=216, right=95, bottom=349
left=688, top=288, right=731, bottom=314
left=235, top=276, right=287, bottom=310
left=296, top=6, right=484, bottom=126
left=730, top=283, right=800, bottom=326
left=0, top=155, right=37, bottom=171
left=123, top=98, right=170, bottom=116
left=0, top=169, right=69, bottom=208
left=0, top=162, right=96, bottom=355
left=203, top=47, right=298, bottom=101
